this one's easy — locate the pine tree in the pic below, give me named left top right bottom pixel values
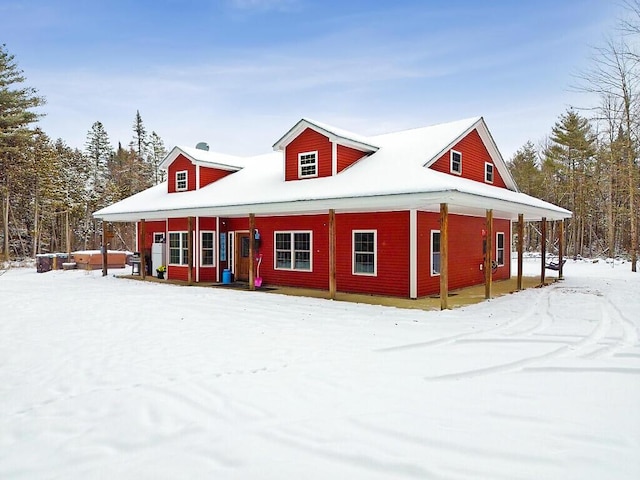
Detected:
left=0, top=44, right=45, bottom=260
left=148, top=131, right=167, bottom=184
left=84, top=121, right=113, bottom=248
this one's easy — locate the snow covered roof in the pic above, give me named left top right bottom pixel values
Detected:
left=273, top=118, right=379, bottom=152
left=94, top=117, right=572, bottom=222
left=159, top=145, right=248, bottom=171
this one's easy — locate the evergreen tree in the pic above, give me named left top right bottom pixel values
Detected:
left=0, top=44, right=45, bottom=260
left=148, top=131, right=167, bottom=184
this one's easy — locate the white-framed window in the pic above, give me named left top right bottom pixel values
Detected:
left=431, top=230, right=441, bottom=276
left=169, top=231, right=189, bottom=265
left=298, top=151, right=318, bottom=178
left=201, top=231, right=216, bottom=267
left=485, top=162, right=494, bottom=183
left=496, top=232, right=505, bottom=266
left=175, top=170, right=188, bottom=191
left=450, top=150, right=462, bottom=175
left=353, top=230, right=377, bottom=276
left=153, top=232, right=165, bottom=243
left=274, top=231, right=312, bottom=271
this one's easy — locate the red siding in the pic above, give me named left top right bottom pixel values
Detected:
left=337, top=144, right=366, bottom=172
left=285, top=128, right=332, bottom=181
left=168, top=154, right=197, bottom=193
left=430, top=129, right=508, bottom=188
left=418, top=212, right=511, bottom=296
left=137, top=220, right=166, bottom=252
left=199, top=166, right=232, bottom=188
left=336, top=211, right=410, bottom=297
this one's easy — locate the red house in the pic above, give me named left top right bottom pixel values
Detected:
left=94, top=117, right=571, bottom=303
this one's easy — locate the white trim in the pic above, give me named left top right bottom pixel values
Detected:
left=216, top=217, right=220, bottom=283
left=272, top=118, right=379, bottom=153
left=195, top=217, right=199, bottom=282
left=135, top=222, right=139, bottom=252
left=496, top=231, right=505, bottom=266
left=274, top=230, right=313, bottom=271
left=352, top=229, right=377, bottom=276
left=430, top=229, right=441, bottom=276
left=298, top=151, right=318, bottom=179
left=409, top=209, right=417, bottom=299
left=332, top=141, right=337, bottom=176
left=175, top=170, right=188, bottom=191
left=200, top=230, right=216, bottom=268
left=450, top=150, right=462, bottom=176
left=485, top=162, right=494, bottom=184
left=228, top=231, right=235, bottom=275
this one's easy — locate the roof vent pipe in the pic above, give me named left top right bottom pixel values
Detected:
left=195, top=142, right=209, bottom=151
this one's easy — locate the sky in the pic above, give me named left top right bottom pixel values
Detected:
left=2, top=0, right=619, bottom=160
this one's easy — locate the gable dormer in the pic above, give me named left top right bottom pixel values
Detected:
left=273, top=118, right=378, bottom=181
left=161, top=145, right=244, bottom=193
left=426, top=119, right=517, bottom=191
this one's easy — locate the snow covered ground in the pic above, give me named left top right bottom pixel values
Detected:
left=1, top=259, right=639, bottom=479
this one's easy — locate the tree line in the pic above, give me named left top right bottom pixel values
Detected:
left=508, top=1, right=640, bottom=272
left=1, top=44, right=167, bottom=260
left=1, top=2, right=639, bottom=272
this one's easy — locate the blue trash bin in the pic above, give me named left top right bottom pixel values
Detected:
left=222, top=269, right=231, bottom=284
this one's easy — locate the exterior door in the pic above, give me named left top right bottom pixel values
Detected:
left=235, top=232, right=251, bottom=281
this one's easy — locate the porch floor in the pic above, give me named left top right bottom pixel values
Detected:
left=119, top=272, right=558, bottom=311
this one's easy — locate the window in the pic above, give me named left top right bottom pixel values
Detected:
left=298, top=151, right=318, bottom=178
left=496, top=232, right=505, bottom=266
left=153, top=232, right=165, bottom=243
left=431, top=230, right=441, bottom=276
left=275, top=231, right=312, bottom=271
left=176, top=170, right=188, bottom=191
left=353, top=230, right=376, bottom=275
left=485, top=162, right=494, bottom=183
left=450, top=150, right=462, bottom=175
left=201, top=231, right=215, bottom=266
left=169, top=232, right=188, bottom=265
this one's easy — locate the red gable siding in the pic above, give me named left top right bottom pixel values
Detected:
left=199, top=166, right=232, bottom=188
left=168, top=154, right=197, bottom=193
left=417, top=212, right=510, bottom=297
left=337, top=144, right=366, bottom=173
left=285, top=128, right=332, bottom=181
left=430, top=129, right=507, bottom=188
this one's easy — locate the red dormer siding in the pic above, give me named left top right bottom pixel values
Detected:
left=430, top=129, right=507, bottom=188
left=285, top=128, right=332, bottom=181
left=200, top=166, right=232, bottom=188
left=168, top=154, right=196, bottom=193
left=337, top=144, right=366, bottom=173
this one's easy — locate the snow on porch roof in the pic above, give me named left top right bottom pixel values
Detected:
left=94, top=117, right=572, bottom=222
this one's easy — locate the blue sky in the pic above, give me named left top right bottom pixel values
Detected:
left=3, top=0, right=617, bottom=159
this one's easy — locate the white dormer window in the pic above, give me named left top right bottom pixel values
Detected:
left=450, top=150, right=462, bottom=175
left=176, top=170, right=188, bottom=191
left=298, top=151, right=318, bottom=178
left=485, top=162, right=494, bottom=183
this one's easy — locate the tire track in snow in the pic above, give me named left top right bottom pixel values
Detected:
left=425, top=288, right=612, bottom=381
left=376, top=286, right=554, bottom=353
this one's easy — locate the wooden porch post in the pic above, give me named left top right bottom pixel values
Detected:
left=249, top=213, right=255, bottom=291
left=140, top=219, right=146, bottom=280
left=102, top=220, right=108, bottom=277
left=517, top=214, right=524, bottom=290
left=540, top=217, right=547, bottom=285
left=440, top=203, right=449, bottom=310
left=329, top=209, right=336, bottom=299
left=484, top=209, right=493, bottom=299
left=188, top=216, right=194, bottom=285
left=558, top=219, right=564, bottom=280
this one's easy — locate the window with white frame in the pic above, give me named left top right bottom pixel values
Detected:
left=175, top=170, right=188, bottom=191
left=201, top=231, right=215, bottom=266
left=169, top=232, right=189, bottom=265
left=485, top=162, right=494, bottom=183
left=431, top=230, right=441, bottom=275
left=298, top=151, right=318, bottom=178
left=275, top=231, right=312, bottom=271
left=353, top=230, right=376, bottom=275
left=496, top=232, right=505, bottom=266
left=450, top=150, right=462, bottom=175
